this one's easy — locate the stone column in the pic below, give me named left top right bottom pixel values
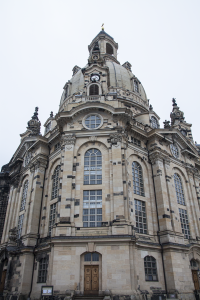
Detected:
left=109, top=132, right=125, bottom=219
left=56, top=134, right=76, bottom=236
left=163, top=159, right=183, bottom=236
left=25, top=157, right=47, bottom=244
left=149, top=151, right=173, bottom=233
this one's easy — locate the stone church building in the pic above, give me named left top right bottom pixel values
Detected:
left=0, top=29, right=200, bottom=300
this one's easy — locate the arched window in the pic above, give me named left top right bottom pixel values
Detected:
left=134, top=80, right=139, bottom=93
left=151, top=116, right=158, bottom=129
left=174, top=173, right=185, bottom=205
left=106, top=43, right=113, bottom=55
left=84, top=252, right=99, bottom=261
left=132, top=162, right=144, bottom=196
left=84, top=149, right=102, bottom=185
left=51, top=165, right=60, bottom=200
left=20, top=180, right=28, bottom=211
left=89, top=84, right=99, bottom=95
left=144, top=256, right=158, bottom=281
left=38, top=257, right=48, bottom=283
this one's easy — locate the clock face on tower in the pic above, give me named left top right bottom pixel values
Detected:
left=90, top=74, right=100, bottom=82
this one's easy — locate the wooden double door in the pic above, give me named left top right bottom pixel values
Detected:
left=0, top=270, right=6, bottom=294
left=192, top=270, right=200, bottom=290
left=84, top=265, right=99, bottom=293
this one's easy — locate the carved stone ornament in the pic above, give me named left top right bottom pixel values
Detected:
left=109, top=133, right=122, bottom=144
left=149, top=151, right=170, bottom=165
left=89, top=136, right=97, bottom=142
left=9, top=227, right=17, bottom=243
left=61, top=134, right=76, bottom=146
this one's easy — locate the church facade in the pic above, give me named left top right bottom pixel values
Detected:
left=0, top=29, right=200, bottom=300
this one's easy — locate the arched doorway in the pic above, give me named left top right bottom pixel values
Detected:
left=80, top=252, right=102, bottom=295
left=190, top=259, right=200, bottom=290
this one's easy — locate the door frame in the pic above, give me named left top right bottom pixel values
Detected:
left=80, top=252, right=102, bottom=294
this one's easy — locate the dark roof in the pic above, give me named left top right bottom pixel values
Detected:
left=93, top=30, right=114, bottom=41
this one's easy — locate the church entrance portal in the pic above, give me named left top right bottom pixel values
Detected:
left=84, top=265, right=99, bottom=294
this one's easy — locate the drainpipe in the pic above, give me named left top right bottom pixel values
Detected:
left=146, top=141, right=168, bottom=296
left=28, top=149, right=49, bottom=299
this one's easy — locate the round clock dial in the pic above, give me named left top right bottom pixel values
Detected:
left=91, top=74, right=100, bottom=82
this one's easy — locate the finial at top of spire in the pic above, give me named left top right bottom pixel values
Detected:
left=172, top=98, right=177, bottom=106
left=32, top=107, right=39, bottom=120
left=101, top=23, right=104, bottom=31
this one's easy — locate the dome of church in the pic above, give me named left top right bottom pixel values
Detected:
left=59, top=30, right=148, bottom=110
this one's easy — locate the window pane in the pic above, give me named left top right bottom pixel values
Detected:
left=83, top=190, right=102, bottom=228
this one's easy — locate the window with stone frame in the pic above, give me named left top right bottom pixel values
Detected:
left=84, top=252, right=99, bottom=261
left=144, top=256, right=158, bottom=281
left=37, top=257, right=48, bottom=283
left=179, top=208, right=191, bottom=239
left=190, top=259, right=198, bottom=268
left=151, top=116, right=159, bottom=129
left=134, top=199, right=147, bottom=234
left=54, top=142, right=61, bottom=151
left=89, top=84, right=99, bottom=95
left=134, top=80, right=139, bottom=93
left=20, top=180, right=28, bottom=211
left=84, top=115, right=101, bottom=130
left=83, top=190, right=102, bottom=227
left=49, top=202, right=57, bottom=236
left=84, top=149, right=102, bottom=185
left=174, top=173, right=185, bottom=205
left=132, top=162, right=144, bottom=196
left=131, top=137, right=141, bottom=147
left=17, top=214, right=24, bottom=239
left=51, top=165, right=60, bottom=200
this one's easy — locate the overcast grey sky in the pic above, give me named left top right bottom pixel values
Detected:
left=0, top=0, right=200, bottom=168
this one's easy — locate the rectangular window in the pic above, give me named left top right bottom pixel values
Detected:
left=55, top=142, right=60, bottom=151
left=17, top=214, right=24, bottom=239
left=134, top=199, right=147, bottom=234
left=83, top=190, right=102, bottom=227
left=38, top=257, right=48, bottom=283
left=131, top=137, right=141, bottom=147
left=49, top=203, right=57, bottom=236
left=179, top=208, right=191, bottom=239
